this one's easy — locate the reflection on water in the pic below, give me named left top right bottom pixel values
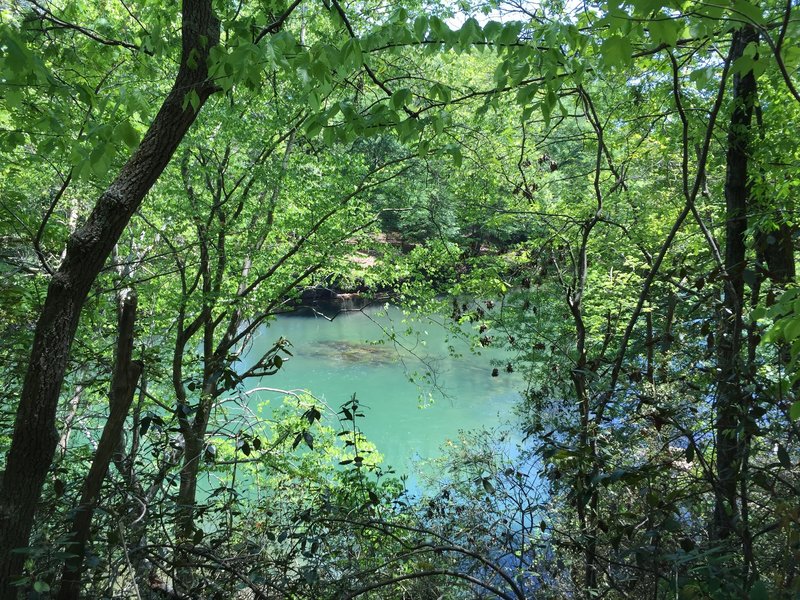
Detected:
left=242, top=305, right=521, bottom=475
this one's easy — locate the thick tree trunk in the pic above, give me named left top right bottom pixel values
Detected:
left=713, top=25, right=757, bottom=545
left=0, top=3, right=219, bottom=596
left=58, top=290, right=141, bottom=600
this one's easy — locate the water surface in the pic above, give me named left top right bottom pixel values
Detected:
left=244, top=305, right=521, bottom=474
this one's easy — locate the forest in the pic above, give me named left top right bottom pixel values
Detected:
left=0, top=0, right=799, bottom=597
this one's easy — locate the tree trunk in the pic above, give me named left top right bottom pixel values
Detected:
left=174, top=417, right=209, bottom=592
left=713, top=24, right=757, bottom=547
left=756, top=223, right=796, bottom=285
left=0, top=2, right=219, bottom=596
left=564, top=218, right=601, bottom=597
left=58, top=289, right=141, bottom=600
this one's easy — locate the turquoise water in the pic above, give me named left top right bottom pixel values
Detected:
left=243, top=305, right=522, bottom=474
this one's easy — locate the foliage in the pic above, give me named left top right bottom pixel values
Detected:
left=0, top=0, right=798, bottom=597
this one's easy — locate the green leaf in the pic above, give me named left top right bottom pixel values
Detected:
left=493, top=60, right=507, bottom=85
left=4, top=131, right=25, bottom=149
left=689, top=66, right=715, bottom=89
left=459, top=17, right=483, bottom=46
left=516, top=82, right=539, bottom=105
left=413, top=15, right=428, bottom=41
left=731, top=0, right=764, bottom=24
left=544, top=87, right=557, bottom=112
left=390, top=6, right=409, bottom=24
left=541, top=99, right=551, bottom=128
left=432, top=114, right=444, bottom=135
left=647, top=17, right=684, bottom=47
left=600, top=35, right=633, bottom=68
left=483, top=21, right=502, bottom=42
left=631, top=0, right=667, bottom=16
left=777, top=443, right=792, bottom=469
left=33, top=581, right=50, bottom=593
left=4, top=88, right=23, bottom=110
left=428, top=16, right=450, bottom=40
left=186, top=48, right=199, bottom=70
left=3, top=34, right=31, bottom=74
left=449, top=145, right=462, bottom=167
left=662, top=515, right=681, bottom=532
left=182, top=89, right=200, bottom=113
left=89, top=143, right=111, bottom=176
left=508, top=61, right=530, bottom=85
left=305, top=116, right=323, bottom=138
left=749, top=580, right=769, bottom=600
left=790, top=401, right=800, bottom=421
left=731, top=55, right=757, bottom=76
left=429, top=83, right=451, bottom=103
left=784, top=46, right=800, bottom=70
left=342, top=38, right=363, bottom=69
left=114, top=121, right=139, bottom=149
left=391, top=88, right=411, bottom=110
left=498, top=22, right=523, bottom=45
left=783, top=317, right=800, bottom=341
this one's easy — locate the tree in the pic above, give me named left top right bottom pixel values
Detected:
left=1, top=0, right=798, bottom=596
left=2, top=0, right=448, bottom=592
left=0, top=0, right=222, bottom=593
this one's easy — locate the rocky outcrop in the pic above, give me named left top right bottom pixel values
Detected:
left=295, top=287, right=390, bottom=316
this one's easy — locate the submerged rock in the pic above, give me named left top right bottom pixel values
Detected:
left=304, top=340, right=399, bottom=365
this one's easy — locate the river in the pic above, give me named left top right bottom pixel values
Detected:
left=242, top=304, right=522, bottom=476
